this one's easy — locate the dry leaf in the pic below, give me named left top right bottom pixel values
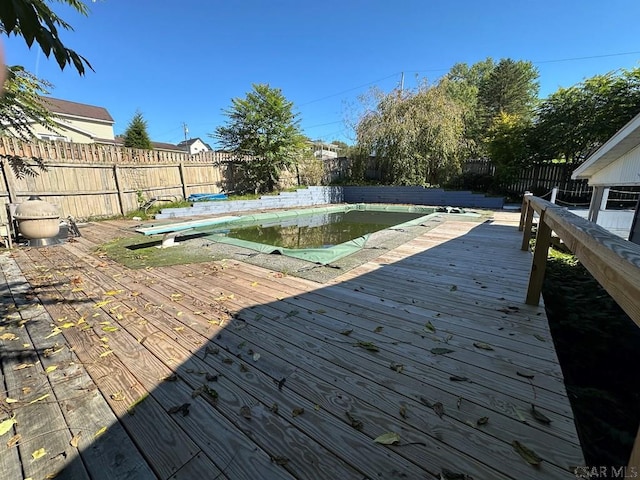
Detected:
left=449, top=375, right=469, bottom=382
left=516, top=371, right=535, bottom=379
left=104, top=290, right=123, bottom=296
left=0, top=333, right=17, bottom=341
left=94, top=426, right=107, bottom=438
left=292, top=407, right=305, bottom=417
left=110, top=391, right=125, bottom=401
left=31, top=447, right=46, bottom=460
left=473, top=342, right=494, bottom=351
left=240, top=406, right=252, bottom=419
left=28, top=394, right=49, bottom=405
left=476, top=416, right=489, bottom=426
left=60, top=322, right=75, bottom=329
left=440, top=468, right=473, bottom=480
left=432, top=402, right=445, bottom=418
left=45, top=365, right=58, bottom=373
left=430, top=347, right=454, bottom=355
left=373, top=326, right=384, bottom=333
left=99, top=350, right=114, bottom=358
left=271, top=456, right=289, bottom=466
left=168, top=403, right=190, bottom=416
left=5, top=398, right=18, bottom=404
left=93, top=300, right=112, bottom=308
left=173, top=326, right=184, bottom=332
left=0, top=415, right=17, bottom=436
left=270, top=403, right=279, bottom=414
left=252, top=353, right=261, bottom=362
left=424, top=321, right=436, bottom=333
left=530, top=405, right=552, bottom=425
left=374, top=432, right=400, bottom=445
left=70, top=433, right=81, bottom=448
left=345, top=411, right=363, bottom=430
left=450, top=285, right=457, bottom=292
left=512, top=440, right=542, bottom=466
left=355, top=341, right=379, bottom=352
left=399, top=405, right=408, bottom=419
left=45, top=328, right=62, bottom=339
left=533, top=334, right=546, bottom=342
left=389, top=362, right=404, bottom=373
left=285, top=310, right=299, bottom=318
left=7, top=433, right=21, bottom=448
left=339, top=329, right=353, bottom=336
left=13, top=363, right=34, bottom=370
left=101, top=326, right=118, bottom=333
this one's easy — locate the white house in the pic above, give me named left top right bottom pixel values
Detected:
left=177, top=138, right=212, bottom=154
left=572, top=112, right=640, bottom=244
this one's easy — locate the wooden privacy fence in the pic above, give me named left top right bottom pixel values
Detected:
left=0, top=138, right=342, bottom=221
left=519, top=195, right=640, bottom=469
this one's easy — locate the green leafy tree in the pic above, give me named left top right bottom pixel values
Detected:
left=486, top=112, right=531, bottom=183
left=0, top=0, right=92, bottom=74
left=356, top=79, right=466, bottom=185
left=213, top=83, right=306, bottom=193
left=1, top=0, right=92, bottom=176
left=123, top=111, right=152, bottom=150
left=530, top=68, right=640, bottom=164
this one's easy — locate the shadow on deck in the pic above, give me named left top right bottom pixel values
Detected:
left=0, top=212, right=584, bottom=479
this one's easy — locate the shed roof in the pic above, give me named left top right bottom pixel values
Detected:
left=572, top=112, right=640, bottom=180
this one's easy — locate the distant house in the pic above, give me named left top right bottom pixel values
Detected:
left=311, top=142, right=339, bottom=160
left=177, top=138, right=212, bottom=154
left=113, top=136, right=184, bottom=153
left=572, top=112, right=640, bottom=244
left=31, top=97, right=116, bottom=143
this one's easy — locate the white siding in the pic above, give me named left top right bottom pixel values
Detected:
left=589, top=143, right=640, bottom=186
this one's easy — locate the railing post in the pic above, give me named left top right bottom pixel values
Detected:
left=521, top=203, right=535, bottom=251
left=518, top=192, right=532, bottom=231
left=526, top=208, right=552, bottom=305
left=550, top=186, right=558, bottom=204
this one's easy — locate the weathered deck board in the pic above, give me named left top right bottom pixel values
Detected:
left=3, top=212, right=585, bottom=479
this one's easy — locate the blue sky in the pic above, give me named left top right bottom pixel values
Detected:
left=5, top=0, right=640, bottom=146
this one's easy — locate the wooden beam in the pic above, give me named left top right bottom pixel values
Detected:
left=526, top=208, right=552, bottom=305
left=178, top=162, right=188, bottom=200
left=521, top=203, right=535, bottom=251
left=518, top=192, right=532, bottom=231
left=113, top=165, right=126, bottom=215
left=1, top=158, right=18, bottom=204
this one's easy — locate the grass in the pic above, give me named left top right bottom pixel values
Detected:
left=542, top=248, right=640, bottom=467
left=124, top=199, right=192, bottom=221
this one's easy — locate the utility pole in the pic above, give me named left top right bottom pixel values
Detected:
left=182, top=122, right=189, bottom=143
left=400, top=72, right=404, bottom=94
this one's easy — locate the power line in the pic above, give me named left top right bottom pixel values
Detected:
left=533, top=50, right=640, bottom=65
left=299, top=72, right=400, bottom=106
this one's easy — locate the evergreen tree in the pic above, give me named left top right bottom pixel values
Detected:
left=123, top=111, right=153, bottom=150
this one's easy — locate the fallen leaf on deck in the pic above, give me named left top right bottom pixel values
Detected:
left=104, top=290, right=123, bottom=296
left=424, top=321, right=436, bottom=333
left=31, top=448, right=46, bottom=460
left=173, top=326, right=184, bottom=332
left=530, top=405, right=552, bottom=425
left=271, top=455, right=289, bottom=466
left=457, top=397, right=462, bottom=409
left=432, top=402, right=445, bottom=418
left=292, top=407, right=304, bottom=417
left=0, top=415, right=17, bottom=436
left=513, top=406, right=527, bottom=423
left=110, top=391, right=125, bottom=401
left=71, top=287, right=84, bottom=292
left=240, top=364, right=249, bottom=372
left=314, top=404, right=321, bottom=411
left=127, top=394, right=148, bottom=415
left=94, top=426, right=107, bottom=438
left=28, top=394, right=49, bottom=405
left=222, top=358, right=233, bottom=365
left=99, top=350, right=114, bottom=358
left=270, top=403, right=279, bottom=414
left=355, top=341, right=379, bottom=352
left=168, top=403, right=191, bottom=416
left=516, top=371, right=535, bottom=379
left=476, top=416, right=489, bottom=426
left=389, top=362, right=404, bottom=373
left=0, top=333, right=17, bottom=341
left=93, top=300, right=112, bottom=308
left=60, top=322, right=75, bottom=329
left=339, top=329, right=353, bottom=336
left=239, top=405, right=252, bottom=419
left=512, top=440, right=542, bottom=465
left=399, top=405, right=408, bottom=419
left=278, top=378, right=286, bottom=390
left=45, top=365, right=57, bottom=373
left=163, top=373, right=178, bottom=382
left=70, top=433, right=81, bottom=448
left=285, top=310, right=299, bottom=318
left=374, top=432, right=400, bottom=445
left=449, top=375, right=469, bottom=382
left=45, top=328, right=62, bottom=339
left=5, top=398, right=18, bottom=404
left=373, top=326, right=384, bottom=333
left=345, top=411, right=363, bottom=430
left=102, top=326, right=118, bottom=333
left=430, top=347, right=454, bottom=355
left=13, top=364, right=34, bottom=371
left=533, top=334, right=546, bottom=342
left=440, top=468, right=473, bottom=479
left=450, top=285, right=457, bottom=292
left=473, top=342, right=494, bottom=351
left=251, top=281, right=258, bottom=287
left=7, top=433, right=21, bottom=447
left=252, top=353, right=261, bottom=362
left=205, top=373, right=218, bottom=382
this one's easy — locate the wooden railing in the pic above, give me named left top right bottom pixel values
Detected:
left=519, top=194, right=640, bottom=468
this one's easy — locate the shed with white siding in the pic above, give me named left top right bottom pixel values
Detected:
left=572, top=112, right=640, bottom=243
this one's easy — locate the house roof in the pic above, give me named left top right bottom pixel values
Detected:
left=177, top=137, right=213, bottom=151
left=572, top=112, right=640, bottom=180
left=112, top=136, right=184, bottom=152
left=43, top=97, right=114, bottom=124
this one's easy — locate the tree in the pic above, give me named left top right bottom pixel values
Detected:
left=486, top=112, right=531, bottom=183
left=355, top=79, right=466, bottom=185
left=0, top=0, right=92, bottom=75
left=529, top=68, right=640, bottom=164
left=123, top=111, right=152, bottom=150
left=213, top=84, right=306, bottom=194
left=0, top=0, right=92, bottom=176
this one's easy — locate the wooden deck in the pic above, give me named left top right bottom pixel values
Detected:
left=0, top=212, right=584, bottom=479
